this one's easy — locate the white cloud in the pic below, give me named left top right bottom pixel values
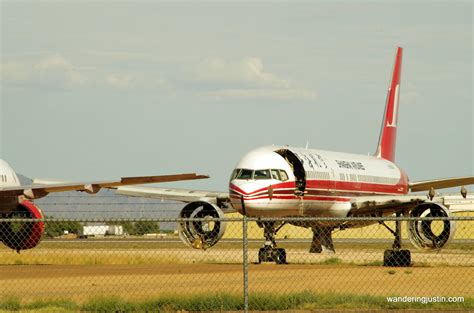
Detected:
left=34, top=54, right=88, bottom=87
left=104, top=73, right=135, bottom=89
left=103, top=72, right=166, bottom=90
left=1, top=55, right=89, bottom=88
left=1, top=54, right=167, bottom=91
left=203, top=88, right=316, bottom=101
left=194, top=57, right=316, bottom=101
left=0, top=61, right=31, bottom=82
left=2, top=54, right=309, bottom=98
left=35, top=54, right=74, bottom=71
left=195, top=57, right=289, bottom=88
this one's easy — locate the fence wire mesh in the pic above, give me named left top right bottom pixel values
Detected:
left=0, top=215, right=472, bottom=311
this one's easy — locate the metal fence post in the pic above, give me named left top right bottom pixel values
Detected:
left=243, top=215, right=249, bottom=313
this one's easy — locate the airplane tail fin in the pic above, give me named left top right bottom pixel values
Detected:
left=375, top=47, right=403, bottom=162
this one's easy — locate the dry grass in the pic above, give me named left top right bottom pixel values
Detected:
left=1, top=244, right=472, bottom=267
left=1, top=291, right=471, bottom=312
left=223, top=212, right=474, bottom=240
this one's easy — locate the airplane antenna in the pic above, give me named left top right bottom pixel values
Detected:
left=305, top=140, right=309, bottom=149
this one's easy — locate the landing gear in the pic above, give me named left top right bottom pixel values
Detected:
left=258, top=247, right=286, bottom=264
left=257, top=222, right=287, bottom=264
left=379, top=213, right=411, bottom=267
left=383, top=249, right=411, bottom=267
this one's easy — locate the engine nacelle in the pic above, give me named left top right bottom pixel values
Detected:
left=178, top=201, right=226, bottom=249
left=0, top=200, right=44, bottom=251
left=408, top=203, right=455, bottom=249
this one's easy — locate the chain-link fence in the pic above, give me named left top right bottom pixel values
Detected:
left=0, top=215, right=472, bottom=311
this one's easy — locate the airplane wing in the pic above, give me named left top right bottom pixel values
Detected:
left=0, top=173, right=208, bottom=200
left=349, top=193, right=474, bottom=216
left=355, top=176, right=474, bottom=215
left=409, top=176, right=474, bottom=192
left=115, top=185, right=234, bottom=213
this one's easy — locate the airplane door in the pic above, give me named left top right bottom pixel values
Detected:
left=274, top=149, right=306, bottom=195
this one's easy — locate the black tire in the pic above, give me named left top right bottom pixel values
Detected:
left=275, top=248, right=287, bottom=264
left=383, top=249, right=411, bottom=267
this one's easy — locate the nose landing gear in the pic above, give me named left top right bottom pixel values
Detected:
left=257, top=222, right=287, bottom=264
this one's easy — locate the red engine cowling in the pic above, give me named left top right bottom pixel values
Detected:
left=0, top=200, right=44, bottom=251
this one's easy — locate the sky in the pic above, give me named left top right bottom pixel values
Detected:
left=0, top=1, right=472, bottom=192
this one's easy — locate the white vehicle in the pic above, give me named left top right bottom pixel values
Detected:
left=116, top=47, right=474, bottom=265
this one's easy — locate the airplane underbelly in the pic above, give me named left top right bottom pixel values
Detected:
left=238, top=197, right=351, bottom=218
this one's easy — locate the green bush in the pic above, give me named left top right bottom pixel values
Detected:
left=43, top=219, right=81, bottom=238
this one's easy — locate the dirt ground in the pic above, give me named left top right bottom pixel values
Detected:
left=0, top=263, right=472, bottom=302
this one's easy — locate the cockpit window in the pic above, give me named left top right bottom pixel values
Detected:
left=270, top=169, right=280, bottom=180
left=279, top=170, right=289, bottom=181
left=237, top=169, right=253, bottom=180
left=232, top=168, right=289, bottom=181
left=231, top=169, right=240, bottom=180
left=254, top=169, right=271, bottom=180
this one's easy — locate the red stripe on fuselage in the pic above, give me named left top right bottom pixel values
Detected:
left=229, top=177, right=408, bottom=198
left=229, top=182, right=294, bottom=195
left=230, top=194, right=350, bottom=202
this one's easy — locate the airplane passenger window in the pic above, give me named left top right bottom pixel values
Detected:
left=279, top=170, right=289, bottom=181
left=237, top=169, right=253, bottom=180
left=254, top=169, right=271, bottom=180
left=270, top=169, right=281, bottom=180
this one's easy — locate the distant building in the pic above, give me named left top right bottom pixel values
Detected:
left=107, top=225, right=124, bottom=236
left=78, top=223, right=123, bottom=238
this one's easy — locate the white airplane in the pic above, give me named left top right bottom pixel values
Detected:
left=116, top=47, right=474, bottom=265
left=0, top=162, right=208, bottom=251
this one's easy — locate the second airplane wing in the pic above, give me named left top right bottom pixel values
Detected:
left=0, top=173, right=209, bottom=200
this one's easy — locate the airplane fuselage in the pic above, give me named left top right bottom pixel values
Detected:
left=229, top=145, right=408, bottom=218
left=0, top=160, right=22, bottom=213
left=0, top=160, right=21, bottom=187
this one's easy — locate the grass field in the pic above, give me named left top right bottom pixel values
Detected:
left=0, top=217, right=472, bottom=311
left=0, top=238, right=472, bottom=266
left=1, top=291, right=472, bottom=312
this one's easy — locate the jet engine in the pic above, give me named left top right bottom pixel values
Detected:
left=178, top=201, right=226, bottom=249
left=407, top=203, right=455, bottom=249
left=0, top=200, right=44, bottom=251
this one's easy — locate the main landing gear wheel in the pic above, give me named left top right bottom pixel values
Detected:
left=257, top=222, right=287, bottom=264
left=258, top=247, right=287, bottom=264
left=383, top=249, right=411, bottom=267
left=380, top=213, right=411, bottom=267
